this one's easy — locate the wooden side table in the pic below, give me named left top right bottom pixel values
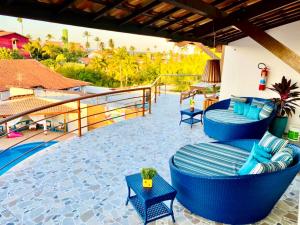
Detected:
left=125, top=173, right=177, bottom=225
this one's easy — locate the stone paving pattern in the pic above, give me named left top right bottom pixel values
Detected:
left=0, top=94, right=298, bottom=225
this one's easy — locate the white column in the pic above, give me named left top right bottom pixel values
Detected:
left=43, top=120, right=47, bottom=134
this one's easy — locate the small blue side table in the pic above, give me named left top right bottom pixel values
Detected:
left=125, top=173, right=177, bottom=225
left=180, top=108, right=203, bottom=128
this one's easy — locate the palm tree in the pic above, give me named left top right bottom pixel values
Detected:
left=108, top=38, right=114, bottom=50
left=99, top=42, right=105, bottom=52
left=94, top=37, right=101, bottom=50
left=17, top=17, right=23, bottom=35
left=83, top=31, right=91, bottom=51
left=46, top=34, right=54, bottom=41
left=129, top=46, right=135, bottom=55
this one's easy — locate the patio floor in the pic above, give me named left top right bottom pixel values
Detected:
left=0, top=93, right=298, bottom=225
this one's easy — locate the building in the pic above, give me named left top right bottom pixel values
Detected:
left=0, top=30, right=30, bottom=57
left=0, top=59, right=89, bottom=100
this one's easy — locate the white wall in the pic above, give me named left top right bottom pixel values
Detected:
left=220, top=21, right=300, bottom=127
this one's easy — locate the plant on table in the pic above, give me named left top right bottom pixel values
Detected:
left=141, top=168, right=157, bottom=188
left=269, top=76, right=300, bottom=137
left=190, top=98, right=195, bottom=112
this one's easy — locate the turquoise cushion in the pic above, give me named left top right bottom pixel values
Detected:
left=243, top=103, right=251, bottom=116
left=259, top=104, right=273, bottom=120
left=233, top=102, right=239, bottom=114
left=250, top=146, right=294, bottom=174
left=246, top=106, right=261, bottom=120
left=237, top=102, right=244, bottom=115
left=234, top=102, right=244, bottom=115
left=259, top=131, right=289, bottom=154
left=238, top=143, right=272, bottom=175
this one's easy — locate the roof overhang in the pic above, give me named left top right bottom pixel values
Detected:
left=0, top=0, right=298, bottom=46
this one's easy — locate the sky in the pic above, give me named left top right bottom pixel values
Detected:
left=0, top=15, right=193, bottom=52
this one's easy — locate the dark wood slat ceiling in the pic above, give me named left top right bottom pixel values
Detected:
left=0, top=0, right=298, bottom=46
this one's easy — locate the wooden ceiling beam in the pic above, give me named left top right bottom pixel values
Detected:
left=120, top=1, right=160, bottom=25
left=157, top=12, right=194, bottom=32
left=58, top=0, right=76, bottom=13
left=193, top=0, right=298, bottom=38
left=235, top=20, right=300, bottom=74
left=141, top=7, right=180, bottom=28
left=0, top=1, right=212, bottom=45
left=161, top=0, right=226, bottom=19
left=93, top=0, right=126, bottom=21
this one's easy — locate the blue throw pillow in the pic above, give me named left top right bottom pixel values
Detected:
left=243, top=103, right=251, bottom=116
left=237, top=102, right=244, bottom=115
left=233, top=102, right=240, bottom=114
left=238, top=143, right=272, bottom=175
left=259, top=103, right=274, bottom=120
left=246, top=106, right=261, bottom=120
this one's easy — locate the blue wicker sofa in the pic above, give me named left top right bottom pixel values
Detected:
left=169, top=139, right=300, bottom=224
left=203, top=97, right=275, bottom=141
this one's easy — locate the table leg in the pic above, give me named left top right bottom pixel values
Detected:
left=125, top=185, right=130, bottom=205
left=200, top=113, right=203, bottom=124
left=170, top=199, right=175, bottom=223
left=190, top=116, right=193, bottom=128
left=144, top=203, right=148, bottom=225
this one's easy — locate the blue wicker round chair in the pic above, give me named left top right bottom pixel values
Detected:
left=203, top=97, right=276, bottom=141
left=169, top=139, right=300, bottom=224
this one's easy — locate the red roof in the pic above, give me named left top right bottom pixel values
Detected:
left=0, top=59, right=89, bottom=91
left=0, top=30, right=14, bottom=37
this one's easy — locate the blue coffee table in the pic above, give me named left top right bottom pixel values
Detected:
left=180, top=108, right=203, bottom=128
left=125, top=173, right=177, bottom=225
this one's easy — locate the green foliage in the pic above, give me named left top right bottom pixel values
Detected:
left=141, top=168, right=157, bottom=179
left=20, top=38, right=216, bottom=90
left=269, top=76, right=300, bottom=117
left=0, top=48, right=24, bottom=59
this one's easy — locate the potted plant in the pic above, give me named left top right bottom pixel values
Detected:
left=269, top=76, right=300, bottom=137
left=190, top=98, right=195, bottom=112
left=141, top=168, right=157, bottom=188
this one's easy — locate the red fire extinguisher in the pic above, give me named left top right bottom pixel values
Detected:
left=258, top=63, right=269, bottom=91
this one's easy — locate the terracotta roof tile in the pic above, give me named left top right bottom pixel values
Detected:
left=0, top=97, right=74, bottom=116
left=0, top=59, right=89, bottom=91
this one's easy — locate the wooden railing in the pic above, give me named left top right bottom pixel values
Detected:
left=0, top=87, right=152, bottom=172
left=0, top=74, right=201, bottom=173
left=150, top=74, right=202, bottom=103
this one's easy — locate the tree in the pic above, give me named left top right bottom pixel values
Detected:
left=129, top=46, right=135, bottom=55
left=83, top=31, right=91, bottom=51
left=17, top=17, right=23, bottom=35
left=108, top=38, right=114, bottom=50
left=46, top=34, right=54, bottom=41
left=94, top=37, right=101, bottom=50
left=0, top=48, right=12, bottom=59
left=99, top=42, right=105, bottom=52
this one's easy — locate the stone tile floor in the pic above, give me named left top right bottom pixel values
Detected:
left=0, top=94, right=299, bottom=225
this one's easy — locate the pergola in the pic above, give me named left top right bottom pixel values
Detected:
left=0, top=0, right=299, bottom=72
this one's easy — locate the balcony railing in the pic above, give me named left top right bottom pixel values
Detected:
left=0, top=74, right=201, bottom=174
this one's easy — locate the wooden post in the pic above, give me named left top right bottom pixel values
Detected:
left=142, top=89, right=145, bottom=117
left=235, top=21, right=300, bottom=74
left=148, top=88, right=152, bottom=114
left=77, top=100, right=82, bottom=137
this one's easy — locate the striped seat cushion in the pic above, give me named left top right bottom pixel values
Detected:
left=174, top=143, right=250, bottom=176
left=206, top=109, right=258, bottom=124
